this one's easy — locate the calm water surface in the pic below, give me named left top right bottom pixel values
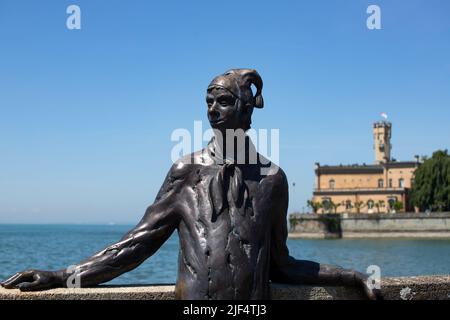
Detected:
left=1, top=225, right=449, bottom=285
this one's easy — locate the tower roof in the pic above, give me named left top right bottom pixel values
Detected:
left=373, top=121, right=392, bottom=128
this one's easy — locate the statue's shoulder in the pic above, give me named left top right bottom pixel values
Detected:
left=257, top=160, right=288, bottom=210
left=267, top=166, right=288, bottom=188
left=258, top=156, right=288, bottom=190
left=168, top=149, right=213, bottom=178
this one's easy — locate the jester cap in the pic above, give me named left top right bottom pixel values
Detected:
left=208, top=69, right=264, bottom=109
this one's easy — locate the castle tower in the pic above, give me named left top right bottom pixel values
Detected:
left=373, top=121, right=392, bottom=164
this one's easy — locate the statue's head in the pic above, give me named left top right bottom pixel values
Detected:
left=206, top=69, right=264, bottom=132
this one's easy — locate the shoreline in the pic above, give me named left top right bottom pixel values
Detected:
left=289, top=212, right=450, bottom=239
left=288, top=231, right=450, bottom=239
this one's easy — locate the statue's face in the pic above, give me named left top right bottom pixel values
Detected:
left=206, top=87, right=241, bottom=131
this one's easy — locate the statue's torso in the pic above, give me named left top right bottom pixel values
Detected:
left=167, top=153, right=278, bottom=300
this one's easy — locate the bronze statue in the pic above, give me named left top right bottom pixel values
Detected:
left=1, top=69, right=381, bottom=300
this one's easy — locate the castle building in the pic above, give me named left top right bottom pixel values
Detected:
left=312, top=122, right=420, bottom=214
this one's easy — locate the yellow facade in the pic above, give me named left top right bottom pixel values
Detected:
left=312, top=122, right=420, bottom=214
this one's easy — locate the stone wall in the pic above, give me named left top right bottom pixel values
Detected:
left=289, top=212, right=450, bottom=238
left=1, top=276, right=449, bottom=300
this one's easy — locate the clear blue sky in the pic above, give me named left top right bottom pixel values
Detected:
left=1, top=0, right=449, bottom=223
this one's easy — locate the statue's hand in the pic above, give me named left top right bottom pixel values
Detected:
left=1, top=270, right=63, bottom=291
left=355, top=272, right=383, bottom=300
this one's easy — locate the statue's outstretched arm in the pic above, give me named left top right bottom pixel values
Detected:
left=268, top=170, right=382, bottom=300
left=1, top=164, right=183, bottom=291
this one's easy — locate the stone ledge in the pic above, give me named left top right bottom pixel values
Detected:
left=1, top=276, right=449, bottom=300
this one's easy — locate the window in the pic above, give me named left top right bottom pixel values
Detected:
left=322, top=198, right=332, bottom=212
left=388, top=197, right=397, bottom=210
left=367, top=200, right=375, bottom=209
left=345, top=200, right=352, bottom=210
left=399, top=178, right=405, bottom=188
left=388, top=179, right=393, bottom=188
left=329, top=179, right=335, bottom=189
left=378, top=179, right=384, bottom=188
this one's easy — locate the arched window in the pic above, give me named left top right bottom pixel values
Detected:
left=322, top=198, right=331, bottom=212
left=399, top=178, right=405, bottom=188
left=388, top=197, right=397, bottom=210
left=329, top=179, right=335, bottom=189
left=345, top=200, right=352, bottom=210
left=367, top=200, right=375, bottom=209
left=378, top=179, right=384, bottom=188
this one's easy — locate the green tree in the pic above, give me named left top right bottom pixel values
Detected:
left=354, top=201, right=366, bottom=214
left=328, top=201, right=341, bottom=214
left=288, top=215, right=299, bottom=232
left=307, top=200, right=322, bottom=214
left=410, top=150, right=450, bottom=212
left=393, top=201, right=404, bottom=212
left=375, top=200, right=385, bottom=214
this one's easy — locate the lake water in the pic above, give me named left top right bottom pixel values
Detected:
left=1, top=224, right=449, bottom=285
